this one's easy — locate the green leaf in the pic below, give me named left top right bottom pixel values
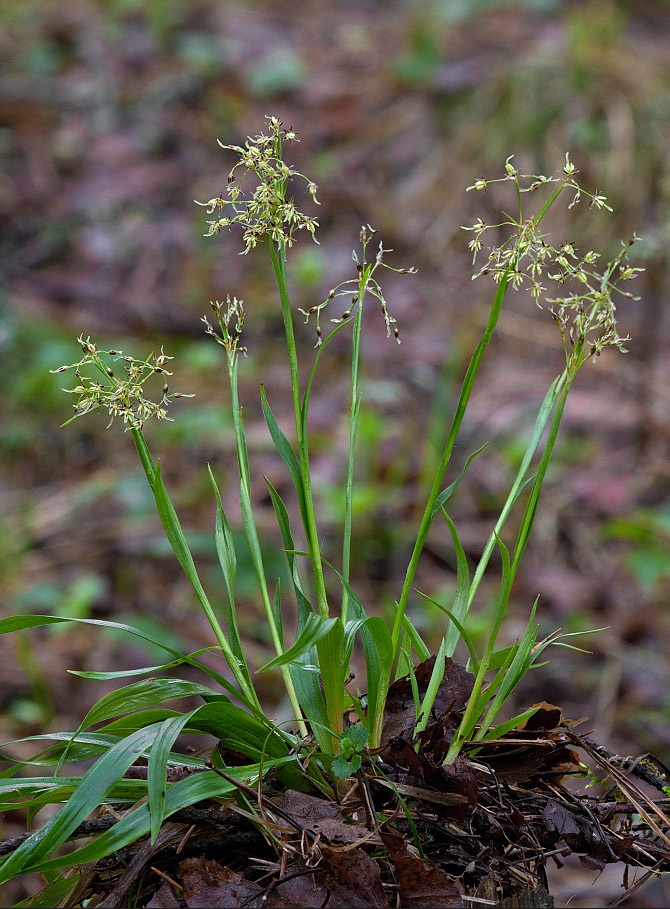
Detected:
left=77, top=678, right=216, bottom=733
left=331, top=753, right=361, bottom=780
left=153, top=462, right=210, bottom=607
left=184, top=700, right=291, bottom=762
left=343, top=724, right=368, bottom=751
left=440, top=511, right=472, bottom=657
left=415, top=637, right=447, bottom=736
left=9, top=763, right=290, bottom=879
left=272, top=581, right=283, bottom=647
left=258, top=614, right=339, bottom=672
left=0, top=615, right=240, bottom=699
left=13, top=871, right=79, bottom=907
left=69, top=648, right=218, bottom=680
left=208, top=466, right=244, bottom=664
left=147, top=712, right=199, bottom=843
left=478, top=707, right=540, bottom=742
left=265, top=479, right=329, bottom=750
left=358, top=616, right=393, bottom=738
left=401, top=616, right=430, bottom=662
left=260, top=385, right=307, bottom=524
left=430, top=444, right=488, bottom=520
left=416, top=592, right=479, bottom=672
left=0, top=723, right=165, bottom=884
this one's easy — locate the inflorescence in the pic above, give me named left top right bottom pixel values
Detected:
left=462, top=153, right=641, bottom=369
left=51, top=336, right=193, bottom=429
left=195, top=116, right=319, bottom=254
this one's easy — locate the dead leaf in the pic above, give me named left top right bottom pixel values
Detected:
left=147, top=882, right=181, bottom=908
left=280, top=790, right=380, bottom=844
left=319, top=846, right=387, bottom=907
left=179, top=856, right=261, bottom=908
left=542, top=798, right=581, bottom=837
left=382, top=657, right=474, bottom=746
left=380, top=742, right=477, bottom=821
left=381, top=830, right=464, bottom=908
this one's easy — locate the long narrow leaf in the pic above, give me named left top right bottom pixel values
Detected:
left=476, top=598, right=540, bottom=739
left=208, top=466, right=245, bottom=667
left=0, top=723, right=165, bottom=884
left=5, top=763, right=291, bottom=879
left=358, top=616, right=393, bottom=739
left=0, top=615, right=244, bottom=702
left=415, top=637, right=447, bottom=736
left=69, top=648, right=217, bottom=681
left=258, top=614, right=339, bottom=672
left=429, top=444, right=488, bottom=520
left=401, top=615, right=430, bottom=662
left=265, top=480, right=329, bottom=750
left=440, top=510, right=472, bottom=657
left=477, top=707, right=541, bottom=742
left=417, top=592, right=479, bottom=672
left=77, top=678, right=216, bottom=733
left=147, top=712, right=198, bottom=843
left=260, top=385, right=306, bottom=524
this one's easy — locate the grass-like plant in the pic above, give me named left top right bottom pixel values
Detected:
left=0, top=118, right=641, bottom=893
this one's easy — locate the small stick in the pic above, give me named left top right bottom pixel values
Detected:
left=150, top=867, right=183, bottom=892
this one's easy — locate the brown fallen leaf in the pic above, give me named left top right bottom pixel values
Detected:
left=179, top=856, right=261, bottom=908
left=382, top=657, right=474, bottom=746
left=280, top=789, right=381, bottom=844
left=380, top=740, right=478, bottom=821
left=146, top=881, right=181, bottom=908
left=381, top=830, right=464, bottom=908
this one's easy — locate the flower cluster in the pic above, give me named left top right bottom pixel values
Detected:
left=202, top=296, right=247, bottom=359
left=462, top=154, right=641, bottom=370
left=51, top=336, right=192, bottom=429
left=195, top=116, right=319, bottom=254
left=299, top=225, right=416, bottom=346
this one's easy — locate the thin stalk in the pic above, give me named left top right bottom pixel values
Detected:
left=444, top=376, right=573, bottom=763
left=227, top=353, right=308, bottom=737
left=341, top=273, right=367, bottom=625
left=444, top=366, right=570, bottom=655
left=269, top=241, right=343, bottom=746
left=269, top=242, right=329, bottom=617
left=389, top=271, right=512, bottom=665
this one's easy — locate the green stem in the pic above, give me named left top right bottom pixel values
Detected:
left=390, top=273, right=512, bottom=660
left=269, top=241, right=343, bottom=746
left=444, top=375, right=574, bottom=763
left=227, top=353, right=308, bottom=737
left=341, top=272, right=367, bottom=625
left=270, top=242, right=329, bottom=616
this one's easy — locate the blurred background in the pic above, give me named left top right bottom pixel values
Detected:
left=1, top=0, right=670, bottom=903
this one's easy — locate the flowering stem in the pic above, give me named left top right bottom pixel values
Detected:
left=227, top=351, right=308, bottom=736
left=341, top=273, right=366, bottom=626
left=444, top=375, right=574, bottom=763
left=269, top=240, right=343, bottom=746
left=389, top=272, right=512, bottom=667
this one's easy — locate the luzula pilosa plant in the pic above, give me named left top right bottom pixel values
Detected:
left=49, top=119, right=638, bottom=757
left=0, top=117, right=642, bottom=888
